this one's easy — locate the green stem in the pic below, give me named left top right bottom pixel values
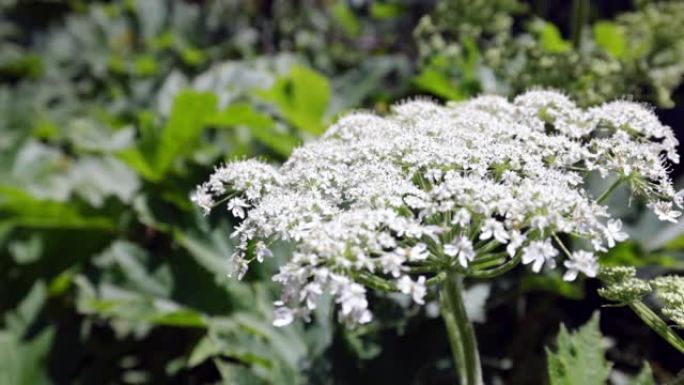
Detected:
left=629, top=300, right=684, bottom=354
left=552, top=234, right=572, bottom=258
left=571, top=0, right=589, bottom=49
left=596, top=177, right=623, bottom=204
left=353, top=272, right=396, bottom=292
left=470, top=252, right=523, bottom=279
left=440, top=271, right=483, bottom=385
left=472, top=252, right=507, bottom=265
left=427, top=271, right=447, bottom=286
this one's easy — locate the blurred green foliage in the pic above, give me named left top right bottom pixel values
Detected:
left=1, top=0, right=684, bottom=384
left=415, top=0, right=684, bottom=107
left=0, top=0, right=429, bottom=382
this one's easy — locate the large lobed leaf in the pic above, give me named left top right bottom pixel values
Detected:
left=546, top=313, right=612, bottom=385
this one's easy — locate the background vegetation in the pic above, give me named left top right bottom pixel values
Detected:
left=1, top=0, right=683, bottom=384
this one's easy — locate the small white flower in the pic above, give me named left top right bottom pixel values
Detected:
left=674, top=189, right=684, bottom=208
left=397, top=275, right=427, bottom=304
left=409, top=243, right=429, bottom=261
left=255, top=241, right=274, bottom=263
left=522, top=239, right=558, bottom=273
left=354, top=251, right=375, bottom=272
left=380, top=250, right=407, bottom=277
left=425, top=168, right=443, bottom=182
left=479, top=219, right=509, bottom=243
left=603, top=219, right=628, bottom=248
left=228, top=251, right=249, bottom=279
left=563, top=250, right=598, bottom=281
left=451, top=208, right=471, bottom=227
left=337, top=282, right=372, bottom=324
left=301, top=282, right=324, bottom=310
left=530, top=215, right=549, bottom=231
left=444, top=236, right=475, bottom=267
left=404, top=195, right=428, bottom=209
left=501, top=170, right=521, bottom=185
left=273, top=306, right=295, bottom=327
left=651, top=201, right=682, bottom=223
left=191, top=187, right=213, bottom=215
left=227, top=197, right=250, bottom=219
left=506, top=230, right=526, bottom=257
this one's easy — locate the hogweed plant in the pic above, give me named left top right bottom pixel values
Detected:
left=193, top=90, right=684, bottom=384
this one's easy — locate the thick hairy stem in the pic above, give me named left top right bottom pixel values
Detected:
left=440, top=271, right=484, bottom=385
left=629, top=300, right=684, bottom=354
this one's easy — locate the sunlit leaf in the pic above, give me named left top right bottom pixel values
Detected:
left=255, top=65, right=330, bottom=136
left=208, top=103, right=299, bottom=157
left=119, top=90, right=218, bottom=181
left=593, top=21, right=627, bottom=59
left=531, top=20, right=572, bottom=53
left=414, top=68, right=466, bottom=100
left=332, top=1, right=361, bottom=37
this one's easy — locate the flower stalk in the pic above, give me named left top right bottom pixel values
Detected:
left=629, top=300, right=684, bottom=354
left=571, top=0, right=589, bottom=49
left=596, top=177, right=624, bottom=204
left=440, top=270, right=483, bottom=385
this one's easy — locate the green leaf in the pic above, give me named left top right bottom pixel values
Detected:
left=207, top=103, right=299, bottom=157
left=0, top=328, right=54, bottom=385
left=601, top=241, right=684, bottom=270
left=4, top=282, right=47, bottom=335
left=546, top=313, right=612, bottom=385
left=75, top=285, right=207, bottom=329
left=68, top=156, right=140, bottom=207
left=332, top=1, right=361, bottom=37
left=119, top=90, right=218, bottom=181
left=188, top=336, right=220, bottom=368
left=343, top=329, right=382, bottom=360
left=8, top=235, right=43, bottom=264
left=0, top=186, right=114, bottom=230
left=532, top=21, right=572, bottom=53
left=593, top=21, right=627, bottom=59
left=204, top=315, right=303, bottom=385
left=149, top=310, right=207, bottom=327
left=413, top=68, right=466, bottom=101
left=0, top=282, right=53, bottom=385
left=156, top=91, right=218, bottom=174
left=370, top=2, right=404, bottom=20
left=173, top=227, right=233, bottom=278
left=103, top=241, right=172, bottom=298
left=521, top=274, right=584, bottom=300
left=255, top=65, right=330, bottom=135
left=133, top=54, right=158, bottom=76
left=213, top=359, right=264, bottom=385
left=631, top=363, right=656, bottom=385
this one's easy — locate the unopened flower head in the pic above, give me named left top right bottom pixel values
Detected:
left=193, top=90, right=680, bottom=326
left=652, top=276, right=684, bottom=327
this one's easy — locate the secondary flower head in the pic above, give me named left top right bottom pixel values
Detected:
left=193, top=90, right=680, bottom=326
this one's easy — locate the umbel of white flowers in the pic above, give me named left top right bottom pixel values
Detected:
left=192, top=90, right=681, bottom=327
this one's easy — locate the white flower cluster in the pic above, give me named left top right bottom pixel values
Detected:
left=193, top=90, right=680, bottom=326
